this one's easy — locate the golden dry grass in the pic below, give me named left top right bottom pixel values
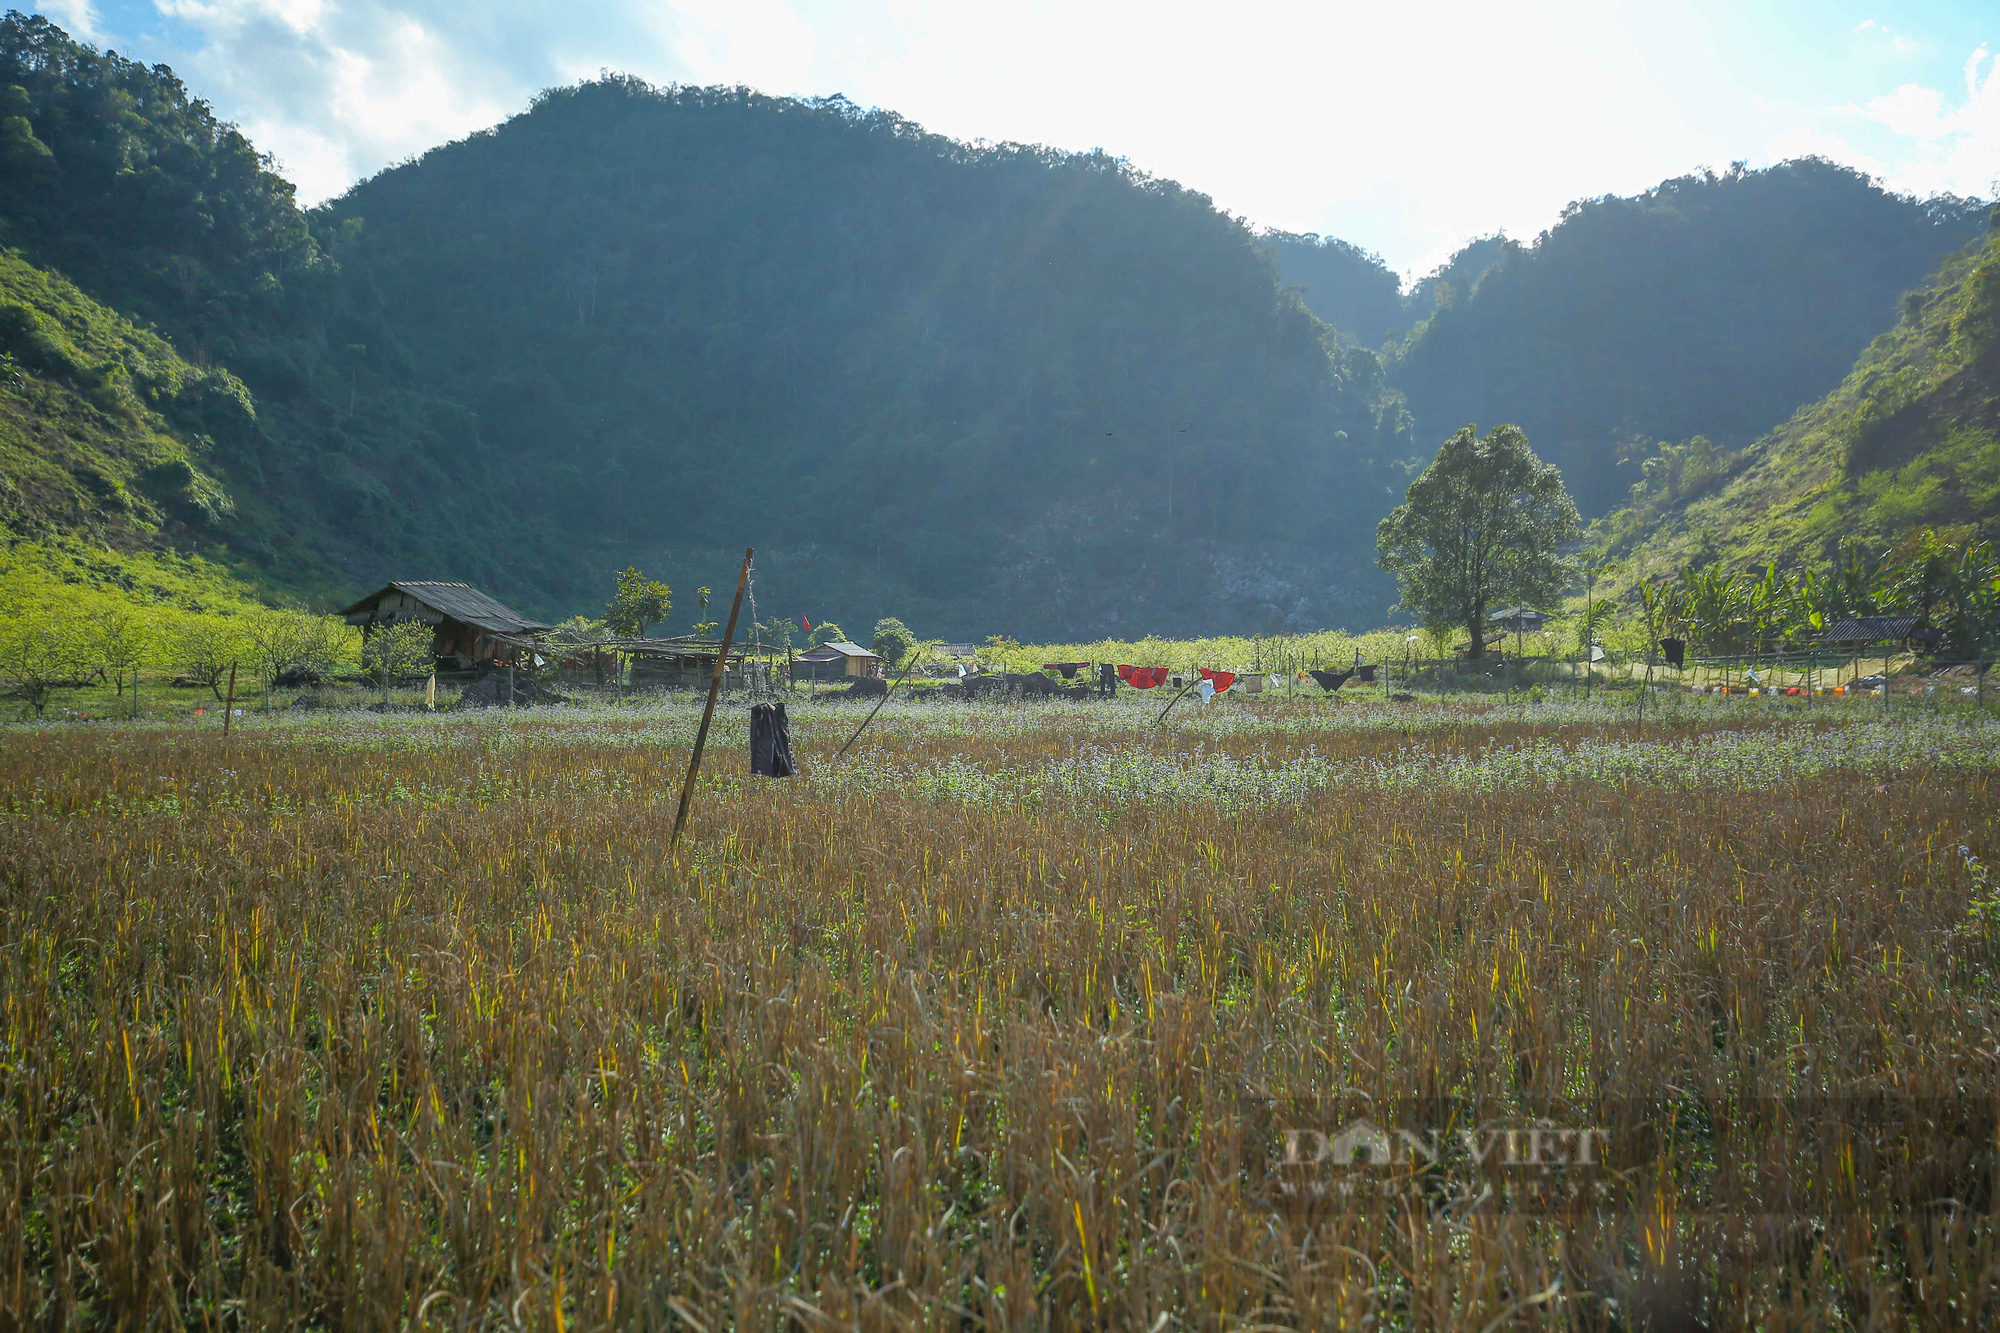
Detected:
left=2, top=697, right=1998, bottom=1328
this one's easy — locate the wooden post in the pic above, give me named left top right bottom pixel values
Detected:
left=222, top=662, right=237, bottom=737
left=672, top=547, right=753, bottom=849
left=835, top=651, right=920, bottom=760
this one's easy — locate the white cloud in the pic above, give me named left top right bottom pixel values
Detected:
left=1857, top=44, right=2000, bottom=200
left=34, top=0, right=100, bottom=39
left=1761, top=130, right=1888, bottom=181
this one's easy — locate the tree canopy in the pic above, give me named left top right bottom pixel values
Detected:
left=1376, top=424, right=1580, bottom=658
left=604, top=567, right=672, bottom=638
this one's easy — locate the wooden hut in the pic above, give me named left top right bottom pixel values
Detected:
left=793, top=641, right=881, bottom=681
left=338, top=581, right=553, bottom=671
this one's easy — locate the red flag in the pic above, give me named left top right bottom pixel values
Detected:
left=802, top=616, right=813, bottom=633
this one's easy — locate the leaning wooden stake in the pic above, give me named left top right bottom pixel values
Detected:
left=834, top=652, right=921, bottom=761
left=1155, top=677, right=1199, bottom=725
left=222, top=662, right=237, bottom=738
left=671, top=547, right=753, bottom=849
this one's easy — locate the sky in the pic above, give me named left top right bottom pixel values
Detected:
left=28, top=0, right=2000, bottom=279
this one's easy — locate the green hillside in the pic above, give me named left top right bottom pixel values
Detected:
left=1390, top=161, right=1988, bottom=516
left=0, top=247, right=281, bottom=591
left=1597, top=218, right=2000, bottom=581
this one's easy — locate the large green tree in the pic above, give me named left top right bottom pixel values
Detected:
left=1376, top=424, right=1580, bottom=659
left=604, top=567, right=672, bottom=638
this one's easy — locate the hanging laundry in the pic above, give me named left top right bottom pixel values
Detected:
left=749, top=702, right=796, bottom=777
left=1042, top=662, right=1088, bottom=679
left=1098, top=662, right=1118, bottom=695
left=1660, top=638, right=1685, bottom=669
left=1590, top=644, right=1606, bottom=662
left=1198, top=669, right=1236, bottom=693
left=1356, top=664, right=1376, bottom=683
left=1309, top=668, right=1355, bottom=692
left=1240, top=675, right=1263, bottom=694
left=1196, top=679, right=1216, bottom=704
left=1119, top=665, right=1169, bottom=689
left=1268, top=674, right=1284, bottom=692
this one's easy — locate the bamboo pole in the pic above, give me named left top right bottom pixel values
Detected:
left=671, top=547, right=753, bottom=849
left=833, top=650, right=921, bottom=761
left=1155, top=677, right=1200, bottom=725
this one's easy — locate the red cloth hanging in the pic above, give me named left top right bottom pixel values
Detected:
left=1120, top=665, right=1168, bottom=689
left=1199, top=669, right=1236, bottom=693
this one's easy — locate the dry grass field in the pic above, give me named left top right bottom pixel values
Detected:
left=4, top=693, right=1999, bottom=1328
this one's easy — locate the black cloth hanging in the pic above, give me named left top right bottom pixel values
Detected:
left=1661, top=638, right=1686, bottom=669
left=1098, top=662, right=1118, bottom=695
left=750, top=702, right=795, bottom=777
left=1310, top=668, right=1355, bottom=692
left=1357, top=664, right=1377, bottom=683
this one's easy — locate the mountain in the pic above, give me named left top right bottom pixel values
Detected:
left=1595, top=217, right=2000, bottom=579
left=1389, top=160, right=1989, bottom=517
left=1260, top=232, right=1510, bottom=349
left=0, top=15, right=1415, bottom=638
left=1258, top=233, right=1406, bottom=347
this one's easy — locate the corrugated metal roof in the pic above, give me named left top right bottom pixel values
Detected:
left=338, top=582, right=554, bottom=635
left=796, top=641, right=878, bottom=661
left=1819, top=615, right=1924, bottom=643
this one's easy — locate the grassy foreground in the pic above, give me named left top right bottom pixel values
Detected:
left=4, top=694, right=2000, bottom=1327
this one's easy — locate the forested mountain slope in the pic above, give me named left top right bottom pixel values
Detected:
left=0, top=14, right=1415, bottom=636
left=1390, top=161, right=1988, bottom=516
left=1258, top=233, right=1406, bottom=347
left=0, top=249, right=247, bottom=549
left=309, top=80, right=1416, bottom=635
left=1598, top=219, right=2000, bottom=579
left=1260, top=232, right=1509, bottom=350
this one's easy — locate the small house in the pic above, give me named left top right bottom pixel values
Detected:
left=338, top=581, right=554, bottom=670
left=793, top=641, right=881, bottom=681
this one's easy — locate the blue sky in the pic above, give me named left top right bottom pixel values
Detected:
left=29, top=0, right=2000, bottom=279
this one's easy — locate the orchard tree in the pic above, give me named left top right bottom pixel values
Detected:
left=363, top=620, right=434, bottom=706
left=1376, top=424, right=1579, bottom=660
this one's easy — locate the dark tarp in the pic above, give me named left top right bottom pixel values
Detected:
left=750, top=702, right=796, bottom=777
